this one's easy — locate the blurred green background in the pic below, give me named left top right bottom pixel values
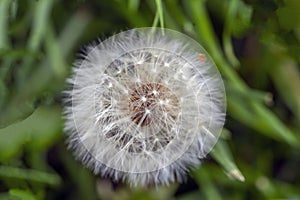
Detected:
left=0, top=0, right=300, bottom=199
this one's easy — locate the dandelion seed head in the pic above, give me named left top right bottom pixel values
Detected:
left=64, top=28, right=226, bottom=187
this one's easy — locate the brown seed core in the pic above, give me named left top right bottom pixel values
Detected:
left=128, top=83, right=179, bottom=127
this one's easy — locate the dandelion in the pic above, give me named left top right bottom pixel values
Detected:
left=63, top=28, right=226, bottom=187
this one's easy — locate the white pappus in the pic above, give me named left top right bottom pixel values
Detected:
left=63, top=28, right=226, bottom=187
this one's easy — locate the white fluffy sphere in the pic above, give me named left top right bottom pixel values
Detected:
left=64, top=28, right=226, bottom=187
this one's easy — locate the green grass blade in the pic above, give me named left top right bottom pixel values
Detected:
left=17, top=0, right=54, bottom=86
left=211, top=139, right=245, bottom=182
left=0, top=0, right=11, bottom=49
left=155, top=0, right=164, bottom=29
left=9, top=189, right=38, bottom=200
left=222, top=0, right=240, bottom=68
left=0, top=166, right=61, bottom=186
left=191, top=166, right=223, bottom=200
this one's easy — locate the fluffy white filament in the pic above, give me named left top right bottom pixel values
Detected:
left=63, top=28, right=226, bottom=187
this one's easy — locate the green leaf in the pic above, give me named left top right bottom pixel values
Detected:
left=0, top=99, right=35, bottom=129
left=9, top=189, right=38, bottom=200
left=0, top=106, right=62, bottom=161
left=45, top=26, right=68, bottom=79
left=271, top=57, right=300, bottom=122
left=0, top=10, right=91, bottom=128
left=211, top=139, right=245, bottom=182
left=191, top=166, right=222, bottom=200
left=227, top=84, right=299, bottom=146
left=17, top=0, right=55, bottom=86
left=0, top=166, right=61, bottom=187
left=0, top=0, right=11, bottom=49
left=222, top=0, right=240, bottom=68
left=128, top=0, right=140, bottom=12
left=276, top=0, right=300, bottom=30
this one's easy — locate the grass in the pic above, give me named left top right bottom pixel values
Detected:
left=0, top=0, right=300, bottom=199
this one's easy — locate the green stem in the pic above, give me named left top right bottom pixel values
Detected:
left=152, top=8, right=159, bottom=27
left=185, top=0, right=247, bottom=92
left=155, top=0, right=164, bottom=29
left=222, top=0, right=240, bottom=68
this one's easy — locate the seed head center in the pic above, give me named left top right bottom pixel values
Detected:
left=129, top=83, right=179, bottom=127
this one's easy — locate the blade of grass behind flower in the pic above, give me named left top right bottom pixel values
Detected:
left=183, top=0, right=247, bottom=92
left=128, top=0, right=140, bottom=12
left=271, top=57, right=300, bottom=122
left=211, top=139, right=245, bottom=182
left=222, top=0, right=240, bottom=68
left=16, top=0, right=54, bottom=87
left=45, top=25, right=68, bottom=79
left=227, top=86, right=299, bottom=146
left=0, top=10, right=91, bottom=128
left=164, top=0, right=195, bottom=33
